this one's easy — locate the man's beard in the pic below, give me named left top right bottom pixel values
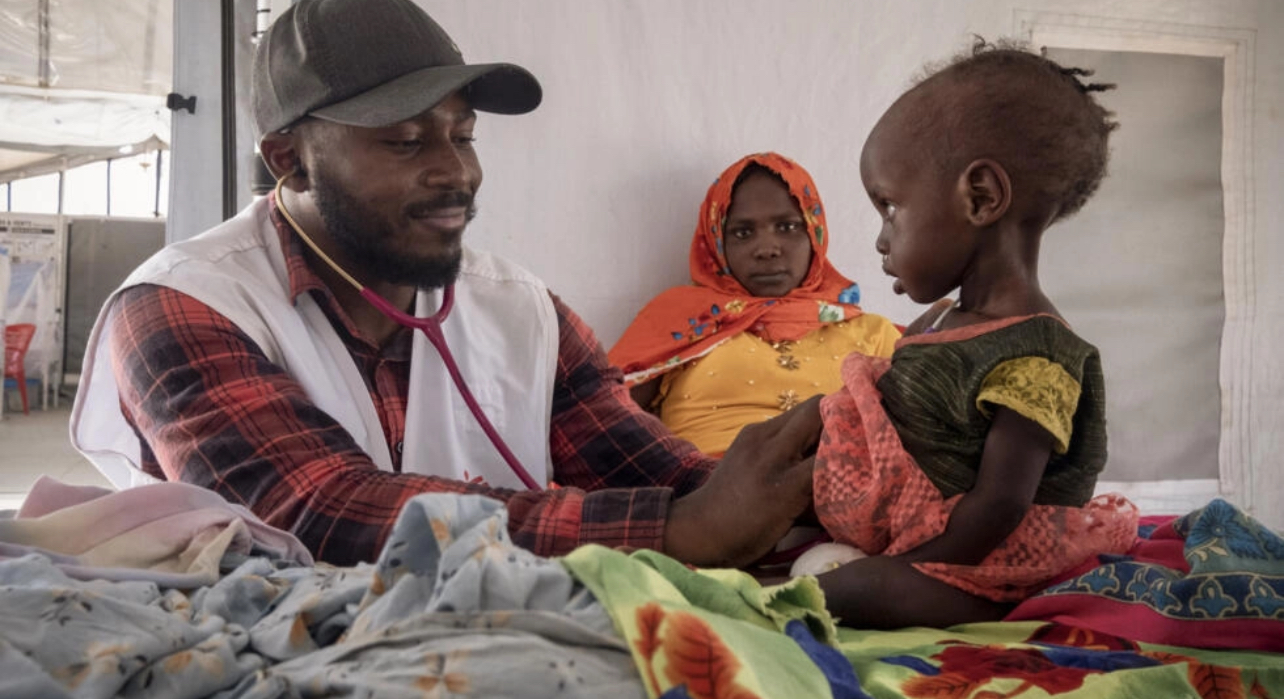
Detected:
left=310, top=172, right=475, bottom=289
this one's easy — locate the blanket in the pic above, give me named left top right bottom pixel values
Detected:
left=3, top=485, right=1279, bottom=699
left=0, top=492, right=644, bottom=698
left=562, top=545, right=854, bottom=698
left=568, top=501, right=1284, bottom=699
left=839, top=621, right=1283, bottom=699
left=0, top=476, right=312, bottom=587
left=1010, top=499, right=1284, bottom=652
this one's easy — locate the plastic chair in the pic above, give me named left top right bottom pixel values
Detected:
left=3, top=323, right=36, bottom=415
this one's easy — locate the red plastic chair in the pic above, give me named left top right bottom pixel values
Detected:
left=4, top=323, right=36, bottom=415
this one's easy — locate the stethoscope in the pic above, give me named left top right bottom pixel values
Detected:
left=273, top=176, right=541, bottom=490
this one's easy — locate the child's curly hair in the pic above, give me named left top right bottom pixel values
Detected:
left=914, top=38, right=1119, bottom=223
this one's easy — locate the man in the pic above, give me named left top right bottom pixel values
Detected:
left=72, top=0, right=818, bottom=567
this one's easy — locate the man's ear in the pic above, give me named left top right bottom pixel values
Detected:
left=957, top=158, right=1011, bottom=226
left=258, top=131, right=308, bottom=191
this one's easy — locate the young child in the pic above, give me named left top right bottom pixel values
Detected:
left=801, top=40, right=1139, bottom=629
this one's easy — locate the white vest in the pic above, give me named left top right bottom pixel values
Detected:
left=71, top=198, right=559, bottom=491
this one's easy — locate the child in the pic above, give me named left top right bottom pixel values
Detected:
left=802, top=40, right=1139, bottom=629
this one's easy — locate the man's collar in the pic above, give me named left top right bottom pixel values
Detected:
left=264, top=192, right=416, bottom=355
left=266, top=191, right=381, bottom=349
left=267, top=190, right=336, bottom=305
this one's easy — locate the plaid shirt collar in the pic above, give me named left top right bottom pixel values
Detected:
left=266, top=191, right=333, bottom=304
left=265, top=192, right=411, bottom=356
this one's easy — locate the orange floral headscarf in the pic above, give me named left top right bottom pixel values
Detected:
left=609, top=152, right=865, bottom=384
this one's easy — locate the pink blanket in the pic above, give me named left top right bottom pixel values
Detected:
left=0, top=476, right=311, bottom=586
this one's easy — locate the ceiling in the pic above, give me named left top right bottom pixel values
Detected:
left=0, top=0, right=172, bottom=183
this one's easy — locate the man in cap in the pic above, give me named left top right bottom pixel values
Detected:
left=72, top=0, right=818, bottom=568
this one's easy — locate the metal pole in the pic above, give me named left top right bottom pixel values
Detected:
left=56, top=170, right=64, bottom=214
left=37, top=0, right=50, bottom=88
left=249, top=0, right=276, bottom=197
left=254, top=0, right=271, bottom=41
left=220, top=0, right=238, bottom=220
left=105, top=158, right=113, bottom=216
left=154, top=150, right=164, bottom=217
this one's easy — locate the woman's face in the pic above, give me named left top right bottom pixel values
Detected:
left=722, top=171, right=813, bottom=297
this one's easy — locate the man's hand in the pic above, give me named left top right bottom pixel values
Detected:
left=663, top=396, right=822, bottom=568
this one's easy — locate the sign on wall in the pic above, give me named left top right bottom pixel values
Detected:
left=0, top=213, right=67, bottom=410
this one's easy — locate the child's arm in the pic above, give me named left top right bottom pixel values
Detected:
left=894, top=406, right=1055, bottom=565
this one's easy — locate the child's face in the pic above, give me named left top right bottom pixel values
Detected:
left=859, top=117, right=976, bottom=304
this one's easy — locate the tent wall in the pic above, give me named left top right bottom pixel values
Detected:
left=170, top=0, right=1283, bottom=526
left=166, top=0, right=255, bottom=244
left=0, top=0, right=172, bottom=184
left=0, top=245, right=9, bottom=417
left=1039, top=48, right=1225, bottom=485
left=0, top=0, right=172, bottom=95
left=419, top=0, right=1282, bottom=526
left=63, top=218, right=166, bottom=377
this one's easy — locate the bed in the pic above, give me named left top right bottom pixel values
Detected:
left=1, top=478, right=1281, bottom=698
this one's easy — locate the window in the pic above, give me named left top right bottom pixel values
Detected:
left=110, top=151, right=167, bottom=218
left=2, top=150, right=168, bottom=217
left=7, top=173, right=61, bottom=214
left=62, top=161, right=109, bottom=216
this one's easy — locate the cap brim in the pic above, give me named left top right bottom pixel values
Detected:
left=310, top=63, right=542, bottom=127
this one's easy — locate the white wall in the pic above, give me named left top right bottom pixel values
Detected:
left=1040, top=48, right=1224, bottom=484
left=168, top=0, right=257, bottom=244
left=1251, top=0, right=1284, bottom=526
left=418, top=0, right=1282, bottom=525
left=423, top=0, right=1269, bottom=339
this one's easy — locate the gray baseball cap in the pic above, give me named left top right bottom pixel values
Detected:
left=252, top=0, right=542, bottom=136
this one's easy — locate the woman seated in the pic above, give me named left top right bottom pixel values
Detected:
left=610, top=152, right=900, bottom=456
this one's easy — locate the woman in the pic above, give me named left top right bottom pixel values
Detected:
left=610, top=152, right=900, bottom=456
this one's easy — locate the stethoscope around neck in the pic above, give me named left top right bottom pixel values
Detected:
left=273, top=175, right=541, bottom=490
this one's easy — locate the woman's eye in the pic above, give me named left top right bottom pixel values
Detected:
left=730, top=228, right=752, bottom=240
left=453, top=135, right=477, bottom=146
left=884, top=202, right=898, bottom=219
left=385, top=140, right=421, bottom=151
left=779, top=221, right=804, bottom=233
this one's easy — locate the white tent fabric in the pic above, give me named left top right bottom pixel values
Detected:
left=0, top=0, right=171, bottom=183
left=0, top=245, right=8, bottom=418
left=0, top=87, right=167, bottom=182
left=407, top=0, right=1283, bottom=526
left=0, top=0, right=171, bottom=95
left=0, top=245, right=8, bottom=319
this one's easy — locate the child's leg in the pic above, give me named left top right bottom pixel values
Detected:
left=816, top=555, right=1011, bottom=629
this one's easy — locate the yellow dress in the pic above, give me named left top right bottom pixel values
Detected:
left=656, top=315, right=901, bottom=455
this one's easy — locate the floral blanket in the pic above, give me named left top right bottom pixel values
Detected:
left=567, top=499, right=1284, bottom=699
left=840, top=621, right=1282, bottom=699
left=1009, top=499, right=1284, bottom=652
left=4, top=488, right=1280, bottom=699
left=562, top=545, right=853, bottom=699
left=0, top=493, right=645, bottom=698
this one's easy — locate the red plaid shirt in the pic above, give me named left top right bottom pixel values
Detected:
left=107, top=199, right=714, bottom=565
